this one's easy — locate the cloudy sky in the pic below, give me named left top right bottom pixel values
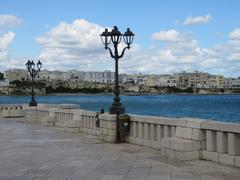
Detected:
left=0, top=0, right=240, bottom=77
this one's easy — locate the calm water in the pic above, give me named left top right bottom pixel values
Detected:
left=1, top=95, right=240, bottom=123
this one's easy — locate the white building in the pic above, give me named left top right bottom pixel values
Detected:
left=68, top=70, right=84, bottom=82
left=157, top=75, right=177, bottom=87
left=39, top=70, right=65, bottom=82
left=84, top=71, right=114, bottom=84
left=224, top=78, right=240, bottom=88
left=4, top=69, right=28, bottom=81
left=0, top=80, right=10, bottom=95
left=0, top=80, right=9, bottom=87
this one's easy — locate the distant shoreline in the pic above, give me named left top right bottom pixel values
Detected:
left=1, top=92, right=240, bottom=96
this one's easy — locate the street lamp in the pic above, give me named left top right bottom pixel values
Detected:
left=100, top=26, right=134, bottom=114
left=25, top=60, right=42, bottom=106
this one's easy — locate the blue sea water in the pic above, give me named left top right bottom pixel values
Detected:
left=1, top=95, right=240, bottom=123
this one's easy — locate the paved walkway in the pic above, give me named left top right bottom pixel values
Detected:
left=0, top=118, right=240, bottom=180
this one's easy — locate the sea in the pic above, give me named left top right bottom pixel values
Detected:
left=1, top=94, right=240, bottom=123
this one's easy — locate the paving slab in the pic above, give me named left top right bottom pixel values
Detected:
left=0, top=117, right=239, bottom=180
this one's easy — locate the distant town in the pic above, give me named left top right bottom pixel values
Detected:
left=0, top=69, right=240, bottom=95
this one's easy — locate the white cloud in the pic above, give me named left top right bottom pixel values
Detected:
left=0, top=31, right=15, bottom=62
left=182, top=14, right=212, bottom=25
left=0, top=14, right=22, bottom=29
left=123, top=28, right=240, bottom=76
left=0, top=14, right=22, bottom=70
left=36, top=19, right=240, bottom=77
left=152, top=29, right=180, bottom=42
left=229, top=28, right=240, bottom=39
left=36, top=19, right=112, bottom=71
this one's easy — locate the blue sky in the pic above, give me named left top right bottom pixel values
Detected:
left=0, top=0, right=240, bottom=77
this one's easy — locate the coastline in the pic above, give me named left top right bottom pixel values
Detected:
left=1, top=92, right=240, bottom=96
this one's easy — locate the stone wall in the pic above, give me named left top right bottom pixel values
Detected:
left=1, top=103, right=240, bottom=168
left=0, top=104, right=25, bottom=117
left=127, top=116, right=240, bottom=167
left=25, top=105, right=117, bottom=143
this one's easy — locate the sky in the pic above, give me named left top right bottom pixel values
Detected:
left=0, top=0, right=240, bottom=77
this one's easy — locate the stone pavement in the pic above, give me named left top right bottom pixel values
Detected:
left=0, top=118, right=239, bottom=180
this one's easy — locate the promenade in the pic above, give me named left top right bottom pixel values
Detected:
left=0, top=117, right=240, bottom=180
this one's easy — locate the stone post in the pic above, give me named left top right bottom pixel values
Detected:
left=99, top=113, right=117, bottom=143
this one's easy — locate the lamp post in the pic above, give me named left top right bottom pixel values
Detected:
left=100, top=26, right=134, bottom=114
left=25, top=60, right=42, bottom=106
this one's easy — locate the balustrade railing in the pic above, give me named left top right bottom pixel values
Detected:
left=22, top=104, right=240, bottom=167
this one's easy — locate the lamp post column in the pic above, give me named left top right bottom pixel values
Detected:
left=110, top=44, right=125, bottom=114
left=25, top=60, right=42, bottom=107
left=100, top=26, right=134, bottom=115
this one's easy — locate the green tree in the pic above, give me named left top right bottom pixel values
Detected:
left=0, top=72, right=3, bottom=80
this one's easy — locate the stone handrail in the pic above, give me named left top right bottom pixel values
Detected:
left=200, top=120, right=240, bottom=166
left=0, top=104, right=25, bottom=117
left=127, top=115, right=240, bottom=167
left=25, top=105, right=117, bottom=143
left=127, top=115, right=178, bottom=149
left=4, top=103, right=239, bottom=168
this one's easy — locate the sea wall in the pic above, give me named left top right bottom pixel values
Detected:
left=127, top=115, right=240, bottom=167
left=0, top=104, right=25, bottom=117
left=26, top=104, right=117, bottom=143
left=1, top=104, right=240, bottom=168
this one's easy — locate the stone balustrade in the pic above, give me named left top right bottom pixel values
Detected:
left=127, top=115, right=177, bottom=149
left=127, top=115, right=240, bottom=167
left=200, top=120, right=240, bottom=167
left=3, top=103, right=239, bottom=168
left=25, top=104, right=117, bottom=143
left=0, top=104, right=25, bottom=117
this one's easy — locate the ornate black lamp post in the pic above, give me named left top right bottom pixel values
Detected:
left=100, top=26, right=134, bottom=114
left=25, top=60, right=42, bottom=106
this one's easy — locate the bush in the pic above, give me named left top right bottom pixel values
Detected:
left=0, top=72, right=3, bottom=80
left=46, top=85, right=107, bottom=94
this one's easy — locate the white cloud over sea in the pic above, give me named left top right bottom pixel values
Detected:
left=36, top=19, right=240, bottom=77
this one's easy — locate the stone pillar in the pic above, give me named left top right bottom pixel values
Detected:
left=217, top=131, right=228, bottom=153
left=206, top=130, right=217, bottom=152
left=99, top=113, right=117, bottom=143
left=150, top=124, right=156, bottom=141
left=46, top=108, right=56, bottom=126
left=144, top=123, right=149, bottom=140
left=129, top=122, right=133, bottom=136
left=170, top=126, right=176, bottom=137
left=157, top=124, right=163, bottom=141
left=228, top=133, right=240, bottom=155
left=164, top=125, right=171, bottom=138
left=26, top=107, right=38, bottom=122
left=133, top=122, right=138, bottom=137
left=138, top=122, right=143, bottom=138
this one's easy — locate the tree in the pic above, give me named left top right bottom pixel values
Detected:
left=0, top=72, right=3, bottom=80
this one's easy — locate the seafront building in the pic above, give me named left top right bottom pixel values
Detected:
left=0, top=80, right=9, bottom=94
left=4, top=69, right=28, bottom=81
left=39, top=70, right=69, bottom=82
left=224, top=77, right=240, bottom=88
left=157, top=74, right=177, bottom=87
left=83, top=70, right=115, bottom=83
left=2, top=69, right=240, bottom=89
left=173, top=71, right=225, bottom=89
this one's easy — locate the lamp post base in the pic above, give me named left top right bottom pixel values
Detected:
left=109, top=105, right=125, bottom=114
left=29, top=100, right=37, bottom=107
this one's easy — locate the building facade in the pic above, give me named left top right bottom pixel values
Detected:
left=4, top=69, right=28, bottom=82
